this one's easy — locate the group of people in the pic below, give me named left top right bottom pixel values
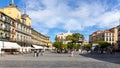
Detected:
left=34, top=50, right=45, bottom=57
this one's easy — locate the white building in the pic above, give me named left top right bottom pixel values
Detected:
left=56, top=31, right=72, bottom=44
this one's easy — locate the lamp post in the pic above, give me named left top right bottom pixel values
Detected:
left=2, top=24, right=5, bottom=49
left=2, top=24, right=5, bottom=55
left=2, top=40, right=4, bottom=49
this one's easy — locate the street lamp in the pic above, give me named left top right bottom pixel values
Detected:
left=2, top=24, right=5, bottom=53
left=2, top=24, right=5, bottom=52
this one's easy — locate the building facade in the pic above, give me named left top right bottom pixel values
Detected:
left=89, top=30, right=103, bottom=43
left=0, top=12, right=11, bottom=41
left=117, top=25, right=120, bottom=50
left=0, top=0, right=51, bottom=53
left=56, top=31, right=72, bottom=44
left=89, top=27, right=118, bottom=48
left=31, top=28, right=50, bottom=47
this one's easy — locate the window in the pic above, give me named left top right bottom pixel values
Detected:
left=109, top=37, right=111, bottom=41
left=17, top=34, right=19, bottom=40
left=106, top=37, right=108, bottom=41
left=22, top=19, right=26, bottom=24
left=0, top=23, right=2, bottom=27
left=0, top=32, right=3, bottom=35
left=112, top=38, right=114, bottom=41
left=5, top=34, right=7, bottom=37
left=2, top=15, right=5, bottom=21
left=10, top=20, right=13, bottom=25
left=0, top=13, right=1, bottom=20
left=0, top=32, right=3, bottom=38
left=12, top=36, right=14, bottom=38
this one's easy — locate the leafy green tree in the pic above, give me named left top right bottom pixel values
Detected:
left=95, top=41, right=111, bottom=49
left=66, top=33, right=84, bottom=50
left=72, top=33, right=84, bottom=43
left=62, top=44, right=68, bottom=49
left=84, top=44, right=92, bottom=50
left=67, top=42, right=74, bottom=49
left=74, top=44, right=81, bottom=51
left=53, top=42, right=65, bottom=53
left=66, top=35, right=73, bottom=41
left=53, top=42, right=63, bottom=49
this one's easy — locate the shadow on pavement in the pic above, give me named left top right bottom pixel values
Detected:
left=80, top=52, right=120, bottom=64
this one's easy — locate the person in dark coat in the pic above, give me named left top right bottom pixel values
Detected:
left=36, top=50, right=39, bottom=57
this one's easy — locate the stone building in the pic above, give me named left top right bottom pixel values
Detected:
left=0, top=0, right=51, bottom=54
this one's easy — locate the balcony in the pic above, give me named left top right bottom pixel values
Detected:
left=5, top=18, right=10, bottom=24
left=4, top=28, right=10, bottom=32
left=0, top=36, right=10, bottom=40
left=0, top=27, right=4, bottom=30
left=10, top=31, right=16, bottom=34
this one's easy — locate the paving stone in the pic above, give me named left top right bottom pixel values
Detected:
left=0, top=52, right=120, bottom=68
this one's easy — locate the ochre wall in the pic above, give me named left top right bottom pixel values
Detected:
left=0, top=7, right=21, bottom=20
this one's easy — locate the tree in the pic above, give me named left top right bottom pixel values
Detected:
left=66, top=33, right=84, bottom=43
left=84, top=44, right=92, bottom=51
left=74, top=44, right=81, bottom=51
left=95, top=41, right=111, bottom=49
left=95, top=41, right=111, bottom=54
left=66, top=35, right=73, bottom=41
left=67, top=42, right=74, bottom=49
left=72, top=33, right=84, bottom=43
left=53, top=42, right=63, bottom=49
left=66, top=33, right=84, bottom=50
left=53, top=42, right=64, bottom=53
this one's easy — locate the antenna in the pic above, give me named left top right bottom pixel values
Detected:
left=11, top=0, right=14, bottom=5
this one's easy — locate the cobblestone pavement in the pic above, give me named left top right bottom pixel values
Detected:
left=0, top=52, right=120, bottom=68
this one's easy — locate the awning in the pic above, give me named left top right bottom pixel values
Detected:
left=0, top=41, right=21, bottom=49
left=32, top=45, right=43, bottom=49
left=43, top=47, right=48, bottom=49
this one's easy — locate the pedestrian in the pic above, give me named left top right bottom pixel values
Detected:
left=70, top=50, right=74, bottom=57
left=41, top=50, right=43, bottom=56
left=34, top=50, right=37, bottom=57
left=36, top=50, right=39, bottom=57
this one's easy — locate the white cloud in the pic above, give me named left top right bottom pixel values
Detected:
left=96, top=11, right=120, bottom=28
left=64, top=19, right=82, bottom=31
left=21, top=0, right=120, bottom=40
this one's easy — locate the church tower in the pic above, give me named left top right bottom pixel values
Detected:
left=21, top=3, right=31, bottom=27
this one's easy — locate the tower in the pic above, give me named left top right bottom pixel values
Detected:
left=10, top=0, right=15, bottom=6
left=23, top=3, right=27, bottom=14
left=12, top=0, right=14, bottom=5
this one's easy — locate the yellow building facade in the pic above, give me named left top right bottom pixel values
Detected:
left=31, top=28, right=51, bottom=47
left=0, top=0, right=51, bottom=53
left=89, top=27, right=118, bottom=49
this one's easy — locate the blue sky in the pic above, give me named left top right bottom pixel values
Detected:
left=0, top=0, right=120, bottom=42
